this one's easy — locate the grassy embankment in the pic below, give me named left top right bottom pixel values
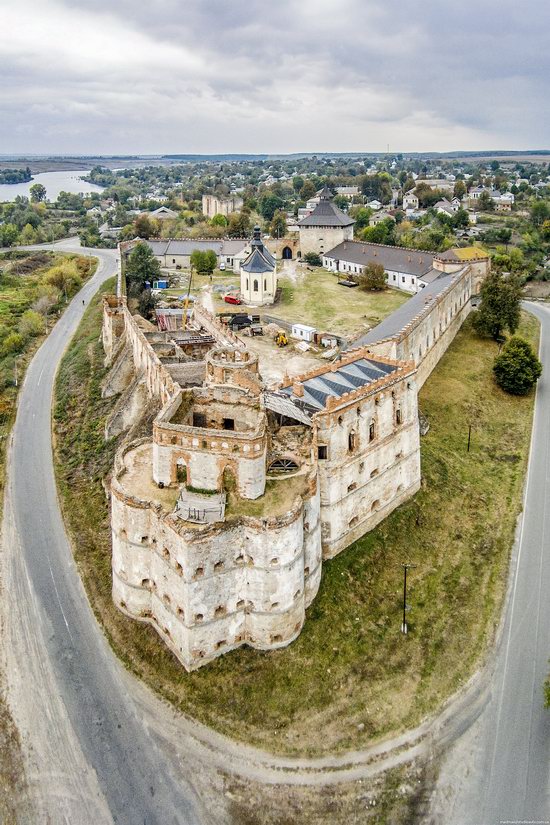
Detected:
left=0, top=250, right=97, bottom=823
left=53, top=292, right=539, bottom=757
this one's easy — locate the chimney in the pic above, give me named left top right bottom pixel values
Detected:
left=292, top=382, right=304, bottom=398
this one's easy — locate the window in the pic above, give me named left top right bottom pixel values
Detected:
left=348, top=482, right=357, bottom=493
left=370, top=468, right=379, bottom=478
left=194, top=566, right=204, bottom=578
left=318, top=445, right=328, bottom=460
left=264, top=279, right=267, bottom=290
left=402, top=276, right=405, bottom=283
left=253, top=279, right=258, bottom=292
left=269, top=457, right=299, bottom=473
left=396, top=409, right=402, bottom=425
left=222, top=418, right=235, bottom=431
left=369, top=422, right=376, bottom=442
left=193, top=412, right=206, bottom=428
left=194, top=613, right=204, bottom=622
left=348, top=432, right=357, bottom=452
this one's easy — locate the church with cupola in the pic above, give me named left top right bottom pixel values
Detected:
left=239, top=225, right=277, bottom=306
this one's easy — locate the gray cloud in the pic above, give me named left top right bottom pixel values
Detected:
left=0, top=0, right=548, bottom=154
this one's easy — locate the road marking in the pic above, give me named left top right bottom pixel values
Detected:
left=37, top=366, right=45, bottom=387
left=47, top=557, right=75, bottom=644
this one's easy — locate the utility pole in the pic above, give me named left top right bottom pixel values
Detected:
left=467, top=423, right=472, bottom=452
left=401, top=563, right=417, bottom=634
left=14, top=354, right=22, bottom=387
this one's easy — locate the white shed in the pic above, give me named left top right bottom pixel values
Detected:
left=291, top=323, right=316, bottom=342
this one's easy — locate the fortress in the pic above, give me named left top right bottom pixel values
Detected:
left=102, top=236, right=490, bottom=671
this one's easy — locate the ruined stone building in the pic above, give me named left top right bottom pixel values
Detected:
left=102, top=245, right=489, bottom=670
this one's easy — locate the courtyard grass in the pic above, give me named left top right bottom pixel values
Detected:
left=53, top=294, right=539, bottom=757
left=274, top=268, right=409, bottom=336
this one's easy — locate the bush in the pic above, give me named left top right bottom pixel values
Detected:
left=303, top=252, right=322, bottom=266
left=493, top=336, right=542, bottom=395
left=1, top=332, right=24, bottom=357
left=19, top=309, right=46, bottom=338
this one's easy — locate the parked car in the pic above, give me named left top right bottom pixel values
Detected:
left=224, top=294, right=243, bottom=305
left=219, top=262, right=226, bottom=271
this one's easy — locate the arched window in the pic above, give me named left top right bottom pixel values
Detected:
left=253, top=279, right=258, bottom=292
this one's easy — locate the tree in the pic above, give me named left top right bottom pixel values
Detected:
left=473, top=272, right=522, bottom=340
left=19, top=223, right=38, bottom=244
left=303, top=252, right=322, bottom=266
left=453, top=180, right=467, bottom=199
left=270, top=210, right=287, bottom=238
left=138, top=288, right=157, bottom=321
left=358, top=262, right=386, bottom=291
left=361, top=174, right=392, bottom=204
left=126, top=241, right=161, bottom=297
left=134, top=214, right=160, bottom=239
left=333, top=195, right=349, bottom=210
left=0, top=223, right=19, bottom=247
left=45, top=260, right=82, bottom=298
left=493, top=337, right=542, bottom=395
left=541, top=219, right=550, bottom=241
left=259, top=192, right=284, bottom=221
left=227, top=211, right=251, bottom=238
left=292, top=175, right=305, bottom=193
left=350, top=206, right=372, bottom=230
left=190, top=249, right=217, bottom=275
left=29, top=183, right=47, bottom=203
left=530, top=201, right=550, bottom=227
left=299, top=180, right=316, bottom=201
left=478, top=191, right=495, bottom=212
left=211, top=213, right=228, bottom=227
left=19, top=309, right=45, bottom=338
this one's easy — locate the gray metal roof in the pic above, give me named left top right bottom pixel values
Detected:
left=297, top=198, right=355, bottom=228
left=350, top=272, right=458, bottom=348
left=280, top=357, right=397, bottom=412
left=264, top=392, right=312, bottom=425
left=325, top=241, right=434, bottom=277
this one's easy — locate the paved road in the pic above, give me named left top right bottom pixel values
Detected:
left=432, top=302, right=550, bottom=824
left=3, top=244, right=205, bottom=824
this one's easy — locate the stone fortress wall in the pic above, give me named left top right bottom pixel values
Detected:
left=103, top=245, right=490, bottom=670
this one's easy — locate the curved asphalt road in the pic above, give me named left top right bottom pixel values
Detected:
left=433, top=301, right=550, bottom=824
left=4, top=244, right=204, bottom=824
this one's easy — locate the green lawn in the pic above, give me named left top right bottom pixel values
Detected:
left=53, top=297, right=538, bottom=757
left=274, top=269, right=409, bottom=336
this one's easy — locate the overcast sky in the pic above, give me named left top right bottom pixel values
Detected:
left=1, top=0, right=548, bottom=155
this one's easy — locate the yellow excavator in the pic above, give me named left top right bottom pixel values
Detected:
left=274, top=329, right=288, bottom=348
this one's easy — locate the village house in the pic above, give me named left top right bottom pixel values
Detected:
left=323, top=240, right=435, bottom=293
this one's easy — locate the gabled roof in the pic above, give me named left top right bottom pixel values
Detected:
left=324, top=240, right=433, bottom=277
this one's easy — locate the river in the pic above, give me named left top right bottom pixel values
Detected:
left=0, top=170, right=104, bottom=202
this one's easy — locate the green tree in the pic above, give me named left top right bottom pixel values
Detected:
left=493, top=337, right=542, bottom=395
left=541, top=219, right=550, bottom=241
left=361, top=174, right=392, bottom=204
left=190, top=249, right=217, bottom=275
left=138, top=288, right=157, bottom=321
left=45, top=260, right=82, bottom=298
left=530, top=201, right=550, bottom=227
left=211, top=213, right=228, bottom=227
left=473, top=272, right=522, bottom=340
left=134, top=214, right=160, bottom=239
left=333, top=195, right=349, bottom=210
left=453, top=180, right=467, bottom=199
left=303, top=252, right=322, bottom=266
left=19, top=223, right=38, bottom=244
left=227, top=211, right=251, bottom=237
left=270, top=210, right=287, bottom=238
left=358, top=262, right=386, bottom=291
left=299, top=180, right=317, bottom=201
left=478, top=191, right=495, bottom=212
left=1, top=332, right=24, bottom=357
left=29, top=183, right=47, bottom=203
left=0, top=223, right=19, bottom=247
left=259, top=192, right=284, bottom=221
left=292, top=175, right=305, bottom=193
left=350, top=206, right=372, bottom=230
left=126, top=241, right=161, bottom=297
